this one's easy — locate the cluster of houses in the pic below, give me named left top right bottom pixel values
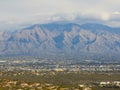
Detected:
left=1, top=59, right=120, bottom=72
left=79, top=85, right=92, bottom=90
left=94, top=81, right=120, bottom=88
left=0, top=80, right=58, bottom=90
left=0, top=80, right=92, bottom=90
left=0, top=79, right=120, bottom=90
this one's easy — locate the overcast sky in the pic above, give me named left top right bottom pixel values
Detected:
left=0, top=0, right=120, bottom=26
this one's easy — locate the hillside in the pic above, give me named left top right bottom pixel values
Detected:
left=0, top=23, right=120, bottom=61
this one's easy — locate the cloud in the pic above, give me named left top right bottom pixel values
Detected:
left=101, top=13, right=110, bottom=21
left=0, top=0, right=120, bottom=27
left=112, top=11, right=120, bottom=15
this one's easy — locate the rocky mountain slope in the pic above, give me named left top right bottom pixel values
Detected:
left=0, top=23, right=120, bottom=61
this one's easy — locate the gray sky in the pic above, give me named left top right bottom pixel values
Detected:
left=0, top=0, right=120, bottom=27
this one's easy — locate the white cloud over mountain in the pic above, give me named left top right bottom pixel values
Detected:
left=0, top=0, right=120, bottom=27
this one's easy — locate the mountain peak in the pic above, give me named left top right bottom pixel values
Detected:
left=0, top=23, right=120, bottom=61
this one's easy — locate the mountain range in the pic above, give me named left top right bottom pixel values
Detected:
left=0, top=23, right=120, bottom=61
